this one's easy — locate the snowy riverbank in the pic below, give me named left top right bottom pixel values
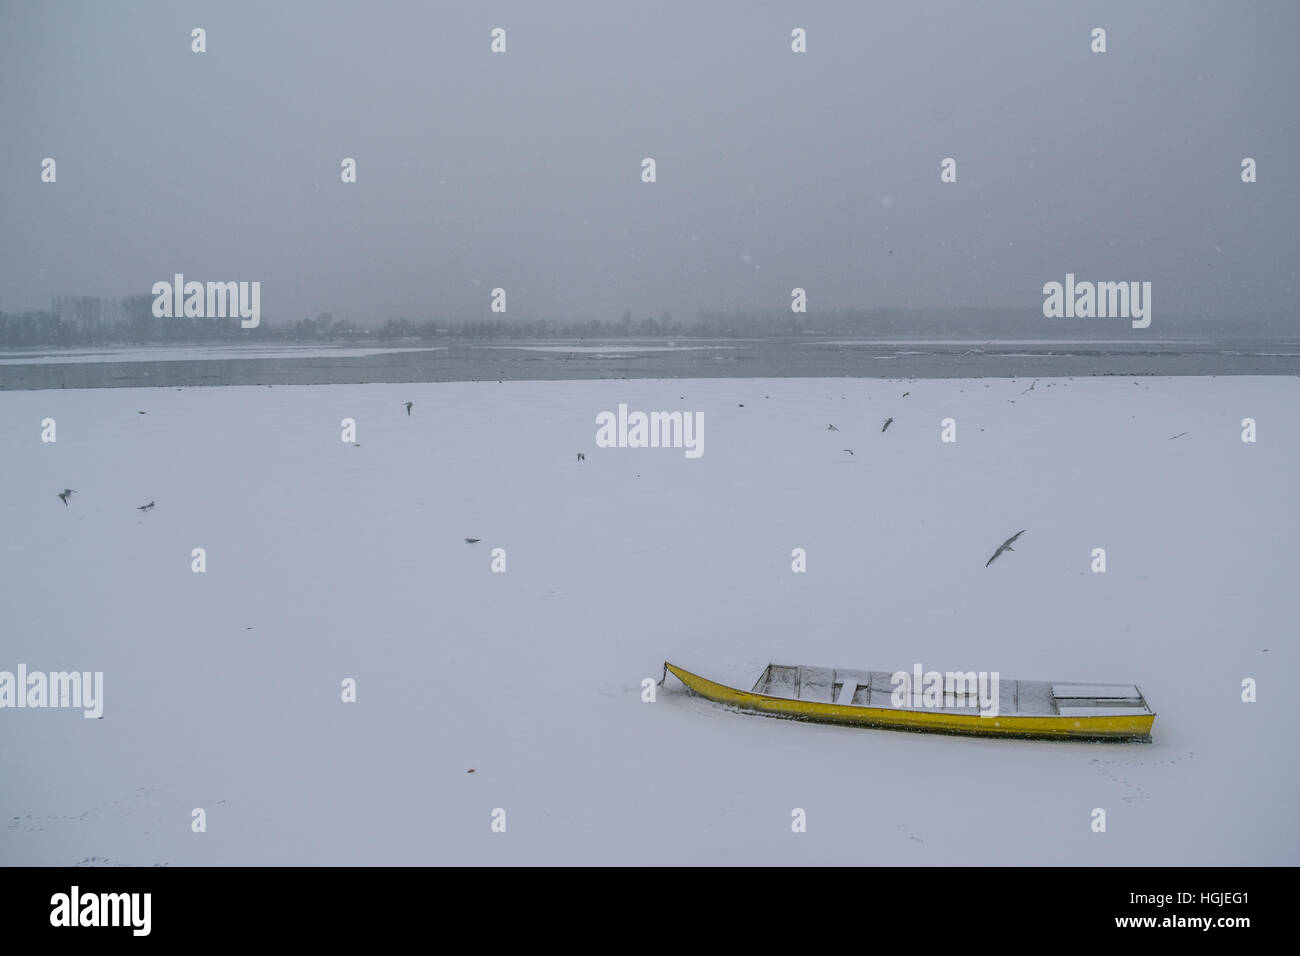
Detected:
left=1, top=375, right=1295, bottom=864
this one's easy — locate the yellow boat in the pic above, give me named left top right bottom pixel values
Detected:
left=662, top=661, right=1155, bottom=741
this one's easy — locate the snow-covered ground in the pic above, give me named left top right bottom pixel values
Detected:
left=1, top=375, right=1296, bottom=865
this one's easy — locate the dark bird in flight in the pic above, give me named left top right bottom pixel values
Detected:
left=137, top=501, right=155, bottom=512
left=577, top=452, right=585, bottom=462
left=843, top=449, right=855, bottom=456
left=404, top=402, right=413, bottom=415
left=827, top=424, right=838, bottom=431
left=1021, top=380, right=1038, bottom=395
left=882, top=417, right=894, bottom=432
left=902, top=392, right=910, bottom=398
left=985, top=530, right=1026, bottom=567
left=465, top=537, right=481, bottom=544
left=57, top=488, right=75, bottom=506
left=1168, top=432, right=1188, bottom=440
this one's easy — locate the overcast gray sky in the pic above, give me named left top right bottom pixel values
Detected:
left=2, top=0, right=1296, bottom=329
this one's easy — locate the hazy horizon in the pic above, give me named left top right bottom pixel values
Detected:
left=3, top=1, right=1298, bottom=334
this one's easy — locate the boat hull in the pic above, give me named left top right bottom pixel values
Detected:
left=664, top=662, right=1154, bottom=741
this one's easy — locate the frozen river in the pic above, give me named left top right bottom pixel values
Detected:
left=2, top=338, right=1298, bottom=390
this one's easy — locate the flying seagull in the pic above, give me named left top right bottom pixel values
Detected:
left=465, top=537, right=481, bottom=544
left=843, top=448, right=855, bottom=456
left=1168, top=432, right=1188, bottom=440
left=827, top=424, right=838, bottom=431
left=985, top=530, right=1026, bottom=567
left=577, top=452, right=585, bottom=462
left=404, top=402, right=413, bottom=416
left=137, top=501, right=155, bottom=512
left=57, top=488, right=75, bottom=506
left=902, top=392, right=910, bottom=398
left=1021, top=379, right=1038, bottom=395
left=882, top=417, right=894, bottom=432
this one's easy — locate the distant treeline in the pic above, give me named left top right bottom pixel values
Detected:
left=0, top=296, right=1270, bottom=346
left=0, top=296, right=272, bottom=347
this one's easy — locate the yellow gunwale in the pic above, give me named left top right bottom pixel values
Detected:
left=664, top=662, right=1154, bottom=741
